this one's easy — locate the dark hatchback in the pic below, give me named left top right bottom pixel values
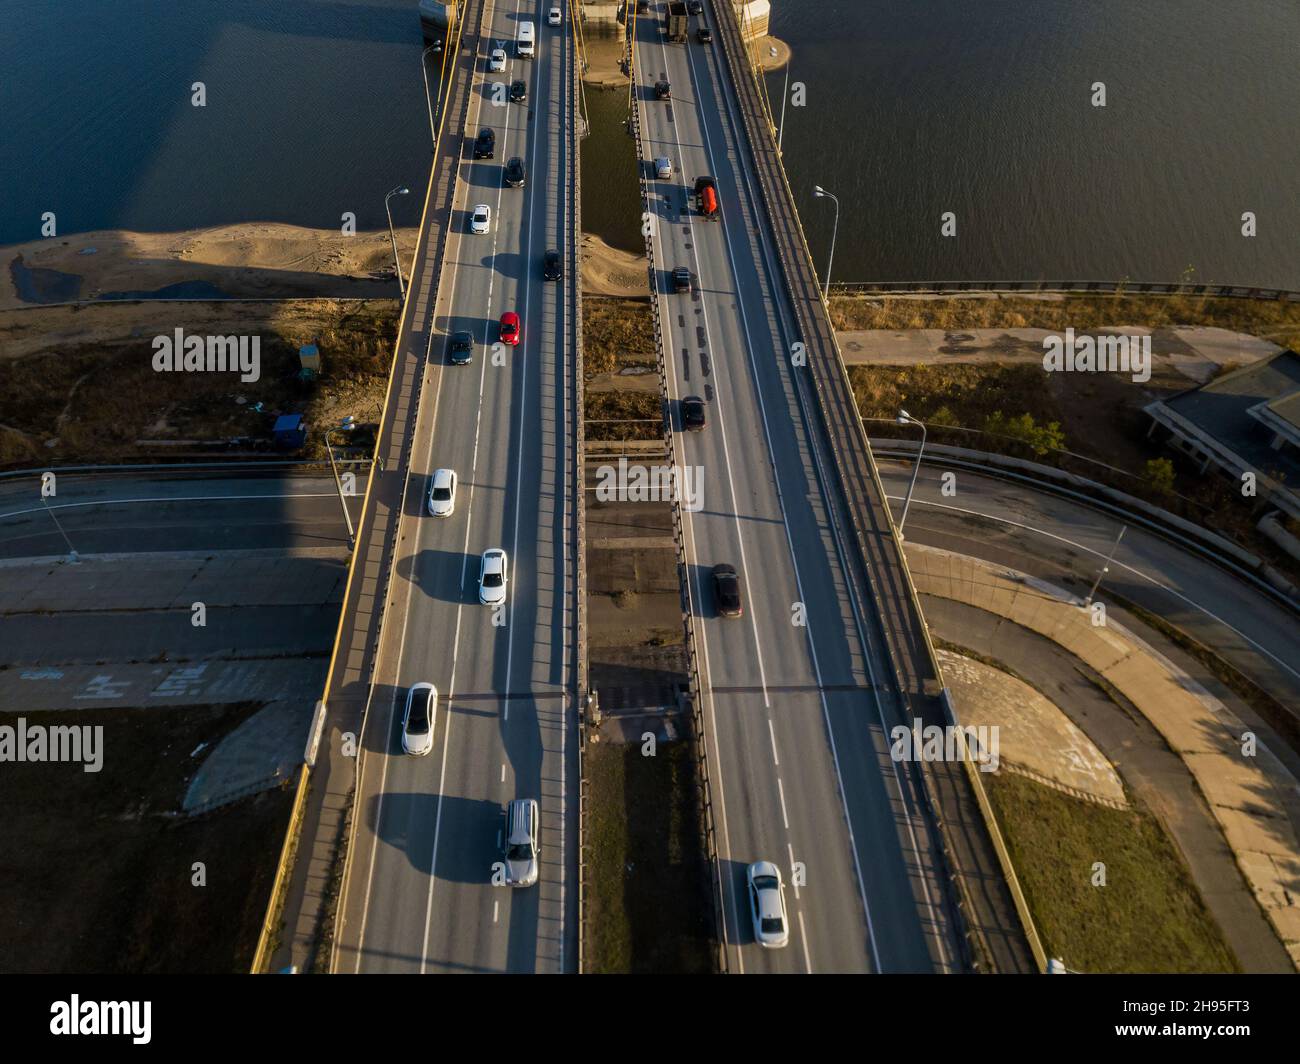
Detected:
left=673, top=266, right=692, bottom=293
left=682, top=394, right=706, bottom=431
left=697, top=26, right=712, bottom=43
left=654, top=80, right=671, bottom=100
left=504, top=156, right=526, bottom=187
left=447, top=330, right=474, bottom=365
left=510, top=79, right=527, bottom=103
left=688, top=0, right=704, bottom=13
left=473, top=127, right=495, bottom=158
left=543, top=249, right=562, bottom=281
left=712, top=563, right=743, bottom=618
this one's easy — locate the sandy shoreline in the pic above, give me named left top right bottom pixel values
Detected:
left=1, top=223, right=421, bottom=311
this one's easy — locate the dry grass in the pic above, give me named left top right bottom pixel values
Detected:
left=830, top=292, right=1300, bottom=352
left=0, top=300, right=397, bottom=467
left=584, top=296, right=656, bottom=377
left=585, top=391, right=663, bottom=441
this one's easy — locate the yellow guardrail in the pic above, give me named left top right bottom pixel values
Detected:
left=248, top=2, right=471, bottom=975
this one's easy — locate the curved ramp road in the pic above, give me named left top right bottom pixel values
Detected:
left=332, top=0, right=579, bottom=973
left=631, top=8, right=962, bottom=972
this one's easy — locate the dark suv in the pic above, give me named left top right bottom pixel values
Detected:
left=543, top=249, right=562, bottom=281
left=697, top=25, right=713, bottom=43
left=673, top=266, right=692, bottom=293
left=654, top=80, right=671, bottom=100
left=682, top=395, right=706, bottom=431
left=711, top=564, right=743, bottom=618
left=504, top=157, right=526, bottom=188
left=688, top=1, right=704, bottom=14
left=447, top=330, right=474, bottom=365
left=509, top=79, right=527, bottom=103
left=473, top=127, right=495, bottom=159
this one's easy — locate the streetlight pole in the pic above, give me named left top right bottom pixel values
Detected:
left=1084, top=525, right=1127, bottom=608
left=323, top=427, right=356, bottom=550
left=896, top=409, right=927, bottom=538
left=384, top=185, right=410, bottom=299
left=812, top=184, right=839, bottom=298
left=421, top=42, right=443, bottom=148
left=777, top=62, right=790, bottom=153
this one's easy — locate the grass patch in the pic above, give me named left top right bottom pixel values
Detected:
left=584, top=740, right=714, bottom=973
left=983, top=771, right=1239, bottom=973
left=585, top=390, right=663, bottom=441
left=583, top=296, right=656, bottom=377
left=830, top=293, right=1300, bottom=352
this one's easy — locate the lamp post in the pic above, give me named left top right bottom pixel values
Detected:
left=812, top=184, right=839, bottom=298
left=322, top=425, right=357, bottom=550
left=777, top=62, right=791, bottom=152
left=384, top=185, right=410, bottom=298
left=421, top=42, right=444, bottom=147
left=1084, top=525, right=1127, bottom=608
left=896, top=409, right=927, bottom=538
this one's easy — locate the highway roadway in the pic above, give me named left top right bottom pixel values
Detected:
left=874, top=457, right=1300, bottom=710
left=632, top=8, right=959, bottom=972
left=332, top=0, right=579, bottom=973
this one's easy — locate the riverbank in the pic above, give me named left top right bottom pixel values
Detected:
left=1, top=223, right=421, bottom=310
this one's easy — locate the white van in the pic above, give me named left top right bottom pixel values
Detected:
left=517, top=20, right=535, bottom=58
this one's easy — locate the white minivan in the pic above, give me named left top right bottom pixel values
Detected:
left=517, top=20, right=535, bottom=58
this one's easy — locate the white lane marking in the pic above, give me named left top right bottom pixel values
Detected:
left=776, top=777, right=789, bottom=830
left=798, top=911, right=812, bottom=973
left=493, top=900, right=500, bottom=924
left=501, top=762, right=507, bottom=783
left=767, top=718, right=780, bottom=766
left=890, top=492, right=1300, bottom=685
left=786, top=842, right=799, bottom=899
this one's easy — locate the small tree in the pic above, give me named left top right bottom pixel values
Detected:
left=1144, top=457, right=1176, bottom=495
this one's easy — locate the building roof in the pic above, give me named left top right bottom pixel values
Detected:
left=1156, top=349, right=1300, bottom=483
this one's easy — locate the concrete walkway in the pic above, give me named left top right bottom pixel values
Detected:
left=910, top=544, right=1300, bottom=970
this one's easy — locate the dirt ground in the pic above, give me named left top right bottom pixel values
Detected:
left=3, top=224, right=419, bottom=311
left=582, top=233, right=648, bottom=298
left=0, top=702, right=292, bottom=973
left=0, top=299, right=397, bottom=468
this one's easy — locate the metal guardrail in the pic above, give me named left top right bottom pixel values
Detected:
left=714, top=0, right=1039, bottom=972
left=828, top=280, right=1300, bottom=301
left=568, top=0, right=589, bottom=976
left=627, top=58, right=730, bottom=975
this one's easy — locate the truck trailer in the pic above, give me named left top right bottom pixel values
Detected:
left=665, top=1, right=689, bottom=43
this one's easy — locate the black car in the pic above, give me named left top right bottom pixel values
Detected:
left=473, top=127, right=495, bottom=159
left=711, top=564, right=743, bottom=618
left=448, top=330, right=474, bottom=365
left=510, top=79, right=527, bottom=103
left=543, top=249, right=562, bottom=281
left=682, top=395, right=706, bottom=432
left=504, top=157, right=526, bottom=188
left=654, top=80, right=671, bottom=100
left=697, top=26, right=712, bottom=43
left=636, top=0, right=649, bottom=12
left=672, top=266, right=692, bottom=293
left=687, top=0, right=704, bottom=14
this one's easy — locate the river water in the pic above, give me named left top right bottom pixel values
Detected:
left=2, top=0, right=1295, bottom=287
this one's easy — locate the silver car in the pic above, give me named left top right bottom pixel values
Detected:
left=503, top=798, right=540, bottom=887
left=401, top=682, right=437, bottom=757
left=746, top=860, right=790, bottom=948
left=654, top=156, right=672, bottom=179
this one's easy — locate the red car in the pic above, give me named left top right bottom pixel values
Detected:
left=499, top=311, right=521, bottom=346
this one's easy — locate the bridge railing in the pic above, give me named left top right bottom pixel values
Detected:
left=627, top=59, right=730, bottom=975
left=829, top=279, right=1300, bottom=301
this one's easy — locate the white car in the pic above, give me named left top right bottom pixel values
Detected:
left=488, top=48, right=507, bottom=72
left=547, top=5, right=562, bottom=25
left=478, top=547, right=509, bottom=606
left=401, top=682, right=437, bottom=756
left=746, top=861, right=790, bottom=948
left=470, top=203, right=491, bottom=235
left=427, top=468, right=457, bottom=517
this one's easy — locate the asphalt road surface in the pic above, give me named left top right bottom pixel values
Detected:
left=333, top=0, right=579, bottom=974
left=633, top=11, right=959, bottom=972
